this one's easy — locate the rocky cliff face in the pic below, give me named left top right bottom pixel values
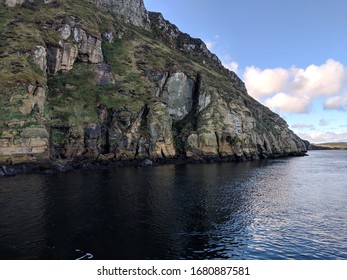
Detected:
left=0, top=0, right=307, bottom=171
left=90, top=0, right=150, bottom=29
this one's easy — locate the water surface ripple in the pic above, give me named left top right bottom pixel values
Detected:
left=0, top=150, right=346, bottom=259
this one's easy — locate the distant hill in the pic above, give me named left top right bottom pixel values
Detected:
left=311, top=142, right=347, bottom=150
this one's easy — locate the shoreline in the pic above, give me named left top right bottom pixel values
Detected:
left=0, top=152, right=308, bottom=177
left=310, top=145, right=347, bottom=151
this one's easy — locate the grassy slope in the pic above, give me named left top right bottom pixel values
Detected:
left=1, top=0, right=288, bottom=146
left=43, top=1, right=243, bottom=133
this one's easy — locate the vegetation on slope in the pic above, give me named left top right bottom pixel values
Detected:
left=311, top=142, right=347, bottom=150
left=0, top=0, right=307, bottom=167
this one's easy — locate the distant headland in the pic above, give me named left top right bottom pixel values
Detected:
left=310, top=142, right=347, bottom=150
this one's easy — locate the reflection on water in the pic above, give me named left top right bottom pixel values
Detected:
left=0, top=150, right=346, bottom=259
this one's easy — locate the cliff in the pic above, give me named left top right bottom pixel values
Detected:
left=0, top=0, right=307, bottom=173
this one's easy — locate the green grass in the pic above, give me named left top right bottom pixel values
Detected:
left=46, top=60, right=147, bottom=135
left=102, top=39, right=131, bottom=74
left=46, top=63, right=98, bottom=127
left=1, top=0, right=275, bottom=151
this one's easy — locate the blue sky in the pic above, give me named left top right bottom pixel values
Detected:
left=144, top=0, right=347, bottom=143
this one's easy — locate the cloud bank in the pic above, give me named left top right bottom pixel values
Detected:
left=297, top=131, right=347, bottom=143
left=243, top=59, right=347, bottom=114
left=323, top=92, right=347, bottom=111
left=291, top=123, right=315, bottom=129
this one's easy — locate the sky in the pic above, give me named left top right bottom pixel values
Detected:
left=144, top=0, right=347, bottom=143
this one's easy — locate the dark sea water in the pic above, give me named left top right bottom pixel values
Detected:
left=0, top=150, right=346, bottom=260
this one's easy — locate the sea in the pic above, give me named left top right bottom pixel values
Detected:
left=0, top=150, right=346, bottom=260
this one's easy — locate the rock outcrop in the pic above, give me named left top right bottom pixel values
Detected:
left=3, top=0, right=25, bottom=7
left=0, top=128, right=49, bottom=164
left=47, top=25, right=103, bottom=73
left=3, top=0, right=52, bottom=7
left=90, top=0, right=150, bottom=29
left=149, top=12, right=222, bottom=67
left=159, top=72, right=195, bottom=120
left=0, top=0, right=307, bottom=172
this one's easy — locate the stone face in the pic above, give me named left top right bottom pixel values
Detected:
left=47, top=41, right=78, bottom=73
left=160, top=72, right=195, bottom=120
left=74, top=27, right=103, bottom=63
left=47, top=26, right=103, bottom=73
left=91, top=0, right=150, bottom=29
left=150, top=71, right=197, bottom=119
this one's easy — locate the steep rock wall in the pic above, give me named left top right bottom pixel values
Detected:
left=0, top=0, right=307, bottom=170
left=90, top=0, right=150, bottom=29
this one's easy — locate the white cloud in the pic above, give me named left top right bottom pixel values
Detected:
left=289, top=59, right=346, bottom=97
left=323, top=92, right=347, bottom=111
left=223, top=61, right=239, bottom=74
left=217, top=52, right=240, bottom=74
left=264, top=92, right=310, bottom=114
left=297, top=131, right=347, bottom=143
left=291, top=123, right=315, bottom=129
left=243, top=66, right=289, bottom=98
left=243, top=59, right=347, bottom=114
